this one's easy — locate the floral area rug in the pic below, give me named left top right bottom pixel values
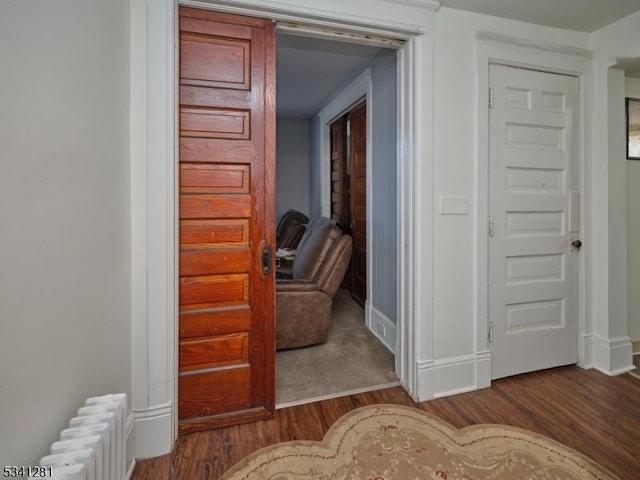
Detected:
left=220, top=404, right=618, bottom=480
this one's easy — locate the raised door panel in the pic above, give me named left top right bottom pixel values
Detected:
left=180, top=108, right=251, bottom=139
left=178, top=7, right=275, bottom=433
left=330, top=117, right=347, bottom=224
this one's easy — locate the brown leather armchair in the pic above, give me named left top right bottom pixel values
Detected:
left=276, top=218, right=353, bottom=350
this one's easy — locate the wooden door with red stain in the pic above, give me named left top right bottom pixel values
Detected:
left=178, top=7, right=275, bottom=433
left=329, top=103, right=367, bottom=305
left=330, top=116, right=348, bottom=226
left=349, top=103, right=367, bottom=306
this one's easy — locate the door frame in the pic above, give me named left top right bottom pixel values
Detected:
left=316, top=69, right=376, bottom=343
left=475, top=33, right=593, bottom=388
left=131, top=0, right=438, bottom=458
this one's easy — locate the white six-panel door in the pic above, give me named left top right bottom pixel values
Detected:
left=489, top=64, right=581, bottom=380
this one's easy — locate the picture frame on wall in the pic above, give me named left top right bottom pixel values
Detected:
left=627, top=97, right=640, bottom=160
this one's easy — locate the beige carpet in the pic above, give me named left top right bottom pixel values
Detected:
left=276, top=289, right=397, bottom=406
left=220, top=404, right=620, bottom=480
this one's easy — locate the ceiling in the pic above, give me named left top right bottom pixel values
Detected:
left=439, top=0, right=640, bottom=33
left=276, top=33, right=383, bottom=118
left=276, top=1, right=640, bottom=117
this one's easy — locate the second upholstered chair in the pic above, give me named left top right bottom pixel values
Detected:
left=275, top=209, right=309, bottom=249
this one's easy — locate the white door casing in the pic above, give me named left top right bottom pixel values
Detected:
left=489, top=64, right=580, bottom=380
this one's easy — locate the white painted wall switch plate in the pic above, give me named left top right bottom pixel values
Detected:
left=439, top=195, right=469, bottom=215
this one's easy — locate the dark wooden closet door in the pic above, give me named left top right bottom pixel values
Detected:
left=329, top=103, right=367, bottom=305
left=349, top=103, right=367, bottom=305
left=330, top=116, right=348, bottom=226
left=178, top=7, right=275, bottom=433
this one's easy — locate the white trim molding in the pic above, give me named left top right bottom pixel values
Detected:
left=417, top=352, right=491, bottom=400
left=132, top=0, right=437, bottom=460
left=593, top=335, right=635, bottom=375
left=132, top=404, right=174, bottom=460
left=416, top=359, right=435, bottom=400
left=474, top=33, right=592, bottom=386
left=130, top=0, right=177, bottom=459
left=399, top=17, right=436, bottom=403
left=180, top=0, right=439, bottom=36
left=367, top=301, right=397, bottom=353
left=476, top=32, right=593, bottom=60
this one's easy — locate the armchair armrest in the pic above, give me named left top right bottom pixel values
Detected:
left=275, top=279, right=319, bottom=293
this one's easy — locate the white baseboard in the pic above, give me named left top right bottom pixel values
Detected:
left=133, top=403, right=173, bottom=459
left=366, top=301, right=396, bottom=354
left=416, top=351, right=491, bottom=401
left=475, top=350, right=492, bottom=389
left=126, top=459, right=137, bottom=480
left=592, top=334, right=634, bottom=375
left=416, top=359, right=435, bottom=401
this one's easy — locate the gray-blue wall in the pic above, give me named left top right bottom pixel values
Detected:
left=369, top=50, right=398, bottom=323
left=276, top=116, right=311, bottom=216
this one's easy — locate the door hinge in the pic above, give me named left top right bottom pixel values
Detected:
left=488, top=321, right=494, bottom=343
left=489, top=87, right=494, bottom=109
left=488, top=215, right=494, bottom=237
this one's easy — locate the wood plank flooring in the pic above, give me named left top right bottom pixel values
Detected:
left=132, top=366, right=640, bottom=479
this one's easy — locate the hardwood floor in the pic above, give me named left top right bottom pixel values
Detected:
left=132, top=366, right=640, bottom=479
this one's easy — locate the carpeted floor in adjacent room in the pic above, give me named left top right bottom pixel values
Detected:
left=276, top=289, right=398, bottom=406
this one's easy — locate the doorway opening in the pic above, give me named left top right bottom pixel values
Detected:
left=274, top=30, right=401, bottom=406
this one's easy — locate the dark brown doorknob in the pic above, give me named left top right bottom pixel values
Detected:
left=572, top=240, right=582, bottom=250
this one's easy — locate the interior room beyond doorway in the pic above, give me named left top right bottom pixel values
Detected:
left=274, top=30, right=400, bottom=406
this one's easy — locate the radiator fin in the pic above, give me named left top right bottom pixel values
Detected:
left=32, top=394, right=127, bottom=480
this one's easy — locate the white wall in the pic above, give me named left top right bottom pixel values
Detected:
left=432, top=8, right=589, bottom=364
left=276, top=117, right=311, bottom=216
left=627, top=77, right=640, bottom=343
left=0, top=0, right=131, bottom=468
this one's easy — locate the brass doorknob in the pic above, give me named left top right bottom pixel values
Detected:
left=572, top=240, right=582, bottom=250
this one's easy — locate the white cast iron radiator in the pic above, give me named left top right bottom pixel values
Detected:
left=33, top=394, right=127, bottom=480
